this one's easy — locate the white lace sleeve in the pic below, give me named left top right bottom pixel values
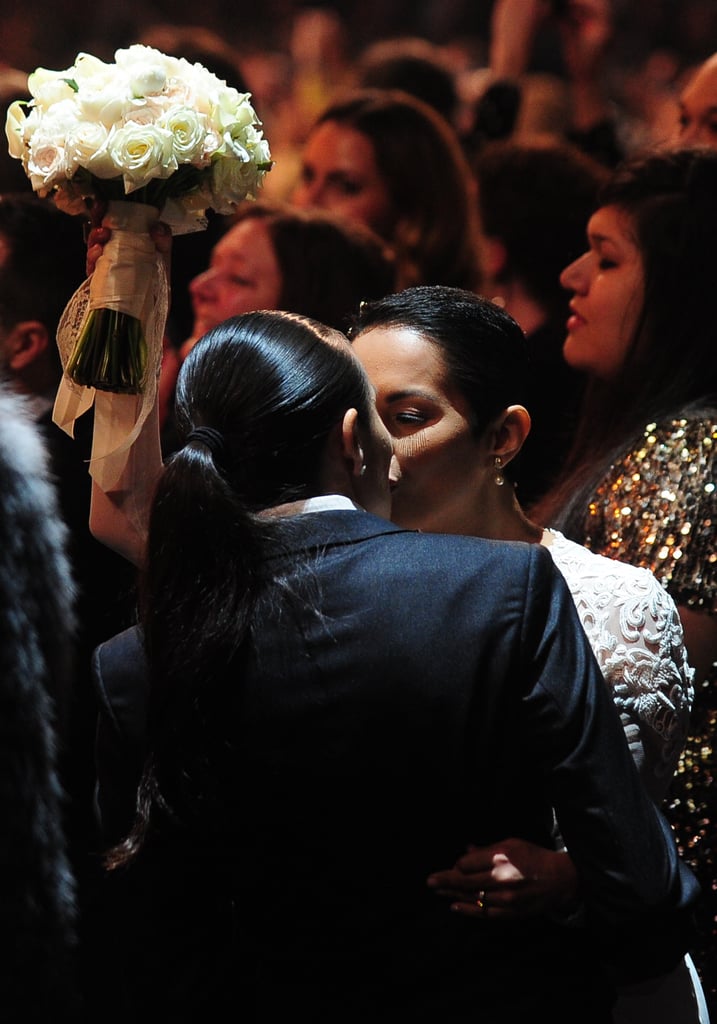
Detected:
left=546, top=531, right=694, bottom=804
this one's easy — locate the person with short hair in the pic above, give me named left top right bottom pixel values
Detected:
left=87, top=308, right=696, bottom=1023
left=350, top=282, right=705, bottom=1024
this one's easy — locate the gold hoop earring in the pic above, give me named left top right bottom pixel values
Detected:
left=494, top=456, right=505, bottom=486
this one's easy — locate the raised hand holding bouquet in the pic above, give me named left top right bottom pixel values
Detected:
left=5, top=44, right=271, bottom=490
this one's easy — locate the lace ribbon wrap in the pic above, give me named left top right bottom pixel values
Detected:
left=53, top=201, right=168, bottom=492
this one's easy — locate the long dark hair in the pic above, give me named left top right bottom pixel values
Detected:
left=108, top=311, right=373, bottom=866
left=535, top=147, right=717, bottom=533
left=231, top=199, right=396, bottom=331
left=311, top=88, right=482, bottom=291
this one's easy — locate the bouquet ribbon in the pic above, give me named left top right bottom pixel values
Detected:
left=53, top=200, right=168, bottom=492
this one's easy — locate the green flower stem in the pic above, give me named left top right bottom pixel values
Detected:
left=66, top=307, right=148, bottom=393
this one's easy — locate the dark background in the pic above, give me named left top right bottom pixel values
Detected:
left=2, top=0, right=717, bottom=77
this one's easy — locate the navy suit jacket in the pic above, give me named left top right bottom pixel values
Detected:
left=90, top=510, right=697, bottom=1023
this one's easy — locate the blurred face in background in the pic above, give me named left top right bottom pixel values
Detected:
left=676, top=53, right=717, bottom=148
left=189, top=219, right=283, bottom=345
left=291, top=121, right=396, bottom=237
left=559, top=205, right=644, bottom=380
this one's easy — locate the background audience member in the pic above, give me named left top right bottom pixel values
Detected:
left=182, top=199, right=396, bottom=360
left=534, top=145, right=717, bottom=1014
left=88, top=198, right=396, bottom=459
left=467, top=0, right=626, bottom=167
left=355, top=35, right=460, bottom=128
left=350, top=284, right=704, bottom=1023
left=88, top=309, right=697, bottom=1023
left=0, top=193, right=138, bottom=1007
left=159, top=199, right=396, bottom=453
left=290, top=87, right=482, bottom=291
left=0, top=385, right=78, bottom=1017
left=257, top=6, right=357, bottom=203
left=673, top=49, right=717, bottom=147
left=472, top=136, right=608, bottom=507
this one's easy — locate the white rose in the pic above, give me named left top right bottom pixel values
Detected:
left=202, top=125, right=222, bottom=160
left=64, top=120, right=111, bottom=176
left=212, top=90, right=257, bottom=132
left=174, top=61, right=216, bottom=114
left=221, top=122, right=270, bottom=167
left=9, top=106, right=43, bottom=167
left=5, top=100, right=30, bottom=159
left=28, top=68, right=77, bottom=111
left=72, top=53, right=115, bottom=90
left=158, top=106, right=207, bottom=165
left=115, top=44, right=177, bottom=97
left=26, top=139, right=66, bottom=193
left=86, top=144, right=120, bottom=180
left=242, top=124, right=271, bottom=164
left=244, top=130, right=270, bottom=167
left=77, top=85, right=132, bottom=129
left=221, top=127, right=251, bottom=162
left=18, top=104, right=80, bottom=185
left=210, top=154, right=264, bottom=208
left=129, top=64, right=167, bottom=98
left=125, top=101, right=163, bottom=125
left=106, top=121, right=177, bottom=191
left=115, top=44, right=179, bottom=74
left=36, top=99, right=83, bottom=142
left=161, top=79, right=193, bottom=107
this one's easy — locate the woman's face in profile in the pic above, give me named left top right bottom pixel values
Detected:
left=189, top=218, right=283, bottom=339
left=676, top=54, right=717, bottom=148
left=356, top=398, right=399, bottom=522
left=352, top=325, right=490, bottom=534
left=559, top=204, right=645, bottom=380
left=291, top=120, right=396, bottom=238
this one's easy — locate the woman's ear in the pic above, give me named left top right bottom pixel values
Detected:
left=340, top=407, right=365, bottom=478
left=2, top=321, right=49, bottom=371
left=491, top=405, right=531, bottom=468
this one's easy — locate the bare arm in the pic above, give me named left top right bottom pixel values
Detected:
left=558, top=0, right=615, bottom=132
left=85, top=214, right=172, bottom=567
left=489, top=0, right=551, bottom=79
left=88, top=396, right=162, bottom=566
left=489, top=0, right=619, bottom=152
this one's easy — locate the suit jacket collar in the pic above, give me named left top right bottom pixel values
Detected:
left=264, top=508, right=413, bottom=561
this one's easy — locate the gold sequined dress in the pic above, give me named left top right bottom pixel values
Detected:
left=582, top=412, right=717, bottom=1013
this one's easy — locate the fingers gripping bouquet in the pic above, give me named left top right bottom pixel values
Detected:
left=5, top=44, right=272, bottom=488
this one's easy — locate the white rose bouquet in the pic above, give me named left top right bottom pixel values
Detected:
left=5, top=43, right=272, bottom=400
left=5, top=43, right=271, bottom=494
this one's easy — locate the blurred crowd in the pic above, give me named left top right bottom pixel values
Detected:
left=3, top=0, right=717, bottom=179
left=0, top=2, right=715, bottom=1021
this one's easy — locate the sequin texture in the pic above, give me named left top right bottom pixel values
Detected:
left=583, top=413, right=717, bottom=1010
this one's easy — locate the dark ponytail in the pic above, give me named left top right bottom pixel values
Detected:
left=106, top=311, right=372, bottom=867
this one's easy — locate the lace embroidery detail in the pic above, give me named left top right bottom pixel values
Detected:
left=546, top=529, right=693, bottom=803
